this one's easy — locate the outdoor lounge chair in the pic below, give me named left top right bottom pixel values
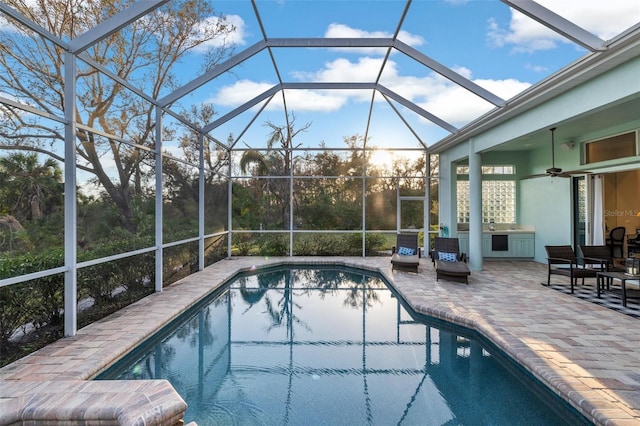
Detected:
left=391, top=233, right=421, bottom=272
left=432, top=237, right=470, bottom=284
left=544, top=245, right=602, bottom=293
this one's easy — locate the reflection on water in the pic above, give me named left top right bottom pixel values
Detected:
left=99, top=266, right=585, bottom=425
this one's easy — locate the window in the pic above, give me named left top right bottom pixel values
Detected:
left=456, top=165, right=516, bottom=223
left=456, top=165, right=515, bottom=175
left=585, top=131, right=637, bottom=163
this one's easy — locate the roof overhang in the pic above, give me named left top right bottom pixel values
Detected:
left=429, top=24, right=640, bottom=154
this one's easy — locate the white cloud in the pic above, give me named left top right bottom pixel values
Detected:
left=211, top=80, right=274, bottom=106
left=525, top=63, right=549, bottom=73
left=536, top=0, right=640, bottom=41
left=210, top=78, right=349, bottom=112
left=210, top=58, right=531, bottom=128
left=487, top=15, right=561, bottom=53
left=381, top=66, right=531, bottom=126
left=272, top=90, right=349, bottom=112
left=324, top=23, right=424, bottom=55
left=396, top=30, right=425, bottom=48
left=488, top=0, right=640, bottom=52
left=0, top=15, right=11, bottom=32
left=325, top=23, right=387, bottom=39
left=192, top=14, right=247, bottom=52
left=418, top=86, right=492, bottom=125
left=473, top=78, right=531, bottom=100
left=219, top=14, right=248, bottom=46
left=292, top=57, right=384, bottom=83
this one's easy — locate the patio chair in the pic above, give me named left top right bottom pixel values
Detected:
left=544, top=245, right=602, bottom=293
left=606, top=226, right=626, bottom=258
left=627, top=233, right=640, bottom=257
left=578, top=245, right=622, bottom=272
left=432, top=237, right=470, bottom=284
left=430, top=237, right=467, bottom=264
left=391, top=233, right=421, bottom=272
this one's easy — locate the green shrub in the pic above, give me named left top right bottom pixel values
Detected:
left=0, top=240, right=155, bottom=367
left=0, top=282, right=31, bottom=359
left=258, top=234, right=288, bottom=256
left=293, top=233, right=386, bottom=256
left=232, top=233, right=253, bottom=255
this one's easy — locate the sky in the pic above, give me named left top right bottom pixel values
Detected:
left=158, top=0, right=640, bottom=155
left=1, top=0, right=639, bottom=163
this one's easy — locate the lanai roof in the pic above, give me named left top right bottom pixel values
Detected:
left=1, top=0, right=639, bottom=153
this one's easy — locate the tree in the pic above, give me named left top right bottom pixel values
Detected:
left=239, top=115, right=311, bottom=228
left=0, top=153, right=63, bottom=221
left=165, top=104, right=230, bottom=203
left=0, top=0, right=235, bottom=234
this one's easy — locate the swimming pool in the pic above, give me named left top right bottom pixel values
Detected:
left=99, top=265, right=589, bottom=425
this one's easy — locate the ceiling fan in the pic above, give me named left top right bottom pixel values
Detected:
left=521, top=127, right=591, bottom=180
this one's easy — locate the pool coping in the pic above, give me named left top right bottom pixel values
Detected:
left=1, top=257, right=639, bottom=425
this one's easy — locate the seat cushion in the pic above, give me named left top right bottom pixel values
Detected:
left=435, top=259, right=470, bottom=276
left=391, top=253, right=419, bottom=266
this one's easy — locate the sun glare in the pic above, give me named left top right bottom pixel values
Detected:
left=368, top=150, right=395, bottom=171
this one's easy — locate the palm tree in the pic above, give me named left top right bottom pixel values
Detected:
left=239, top=116, right=311, bottom=228
left=0, top=153, right=63, bottom=221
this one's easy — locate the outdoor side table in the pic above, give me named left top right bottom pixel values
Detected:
left=596, top=271, right=640, bottom=307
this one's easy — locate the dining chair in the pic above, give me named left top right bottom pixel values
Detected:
left=606, top=226, right=626, bottom=258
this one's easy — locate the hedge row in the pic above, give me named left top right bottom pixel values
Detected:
left=0, top=232, right=382, bottom=367
left=0, top=234, right=229, bottom=367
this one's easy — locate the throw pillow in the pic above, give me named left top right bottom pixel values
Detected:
left=438, top=252, right=457, bottom=262
left=397, top=246, right=414, bottom=256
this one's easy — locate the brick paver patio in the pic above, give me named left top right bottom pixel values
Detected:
left=1, top=257, right=639, bottom=425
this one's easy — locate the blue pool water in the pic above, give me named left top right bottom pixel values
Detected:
left=98, top=266, right=589, bottom=425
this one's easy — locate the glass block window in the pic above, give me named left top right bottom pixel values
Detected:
left=481, top=165, right=514, bottom=174
left=456, top=165, right=515, bottom=175
left=456, top=164, right=516, bottom=224
left=577, top=178, right=586, bottom=223
left=457, top=180, right=516, bottom=223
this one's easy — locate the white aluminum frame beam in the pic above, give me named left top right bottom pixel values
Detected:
left=394, top=40, right=505, bottom=107
left=77, top=55, right=157, bottom=105
left=283, top=82, right=376, bottom=90
left=0, top=96, right=66, bottom=124
left=0, top=3, right=68, bottom=49
left=376, top=85, right=458, bottom=133
left=203, top=86, right=280, bottom=133
left=154, top=107, right=163, bottom=292
left=502, top=0, right=605, bottom=52
left=205, top=82, right=456, bottom=135
left=267, top=38, right=394, bottom=48
left=159, top=41, right=268, bottom=107
left=381, top=93, right=428, bottom=150
left=159, top=38, right=395, bottom=108
left=160, top=36, right=496, bottom=137
left=63, top=51, right=77, bottom=336
left=229, top=97, right=274, bottom=149
left=69, top=0, right=169, bottom=53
